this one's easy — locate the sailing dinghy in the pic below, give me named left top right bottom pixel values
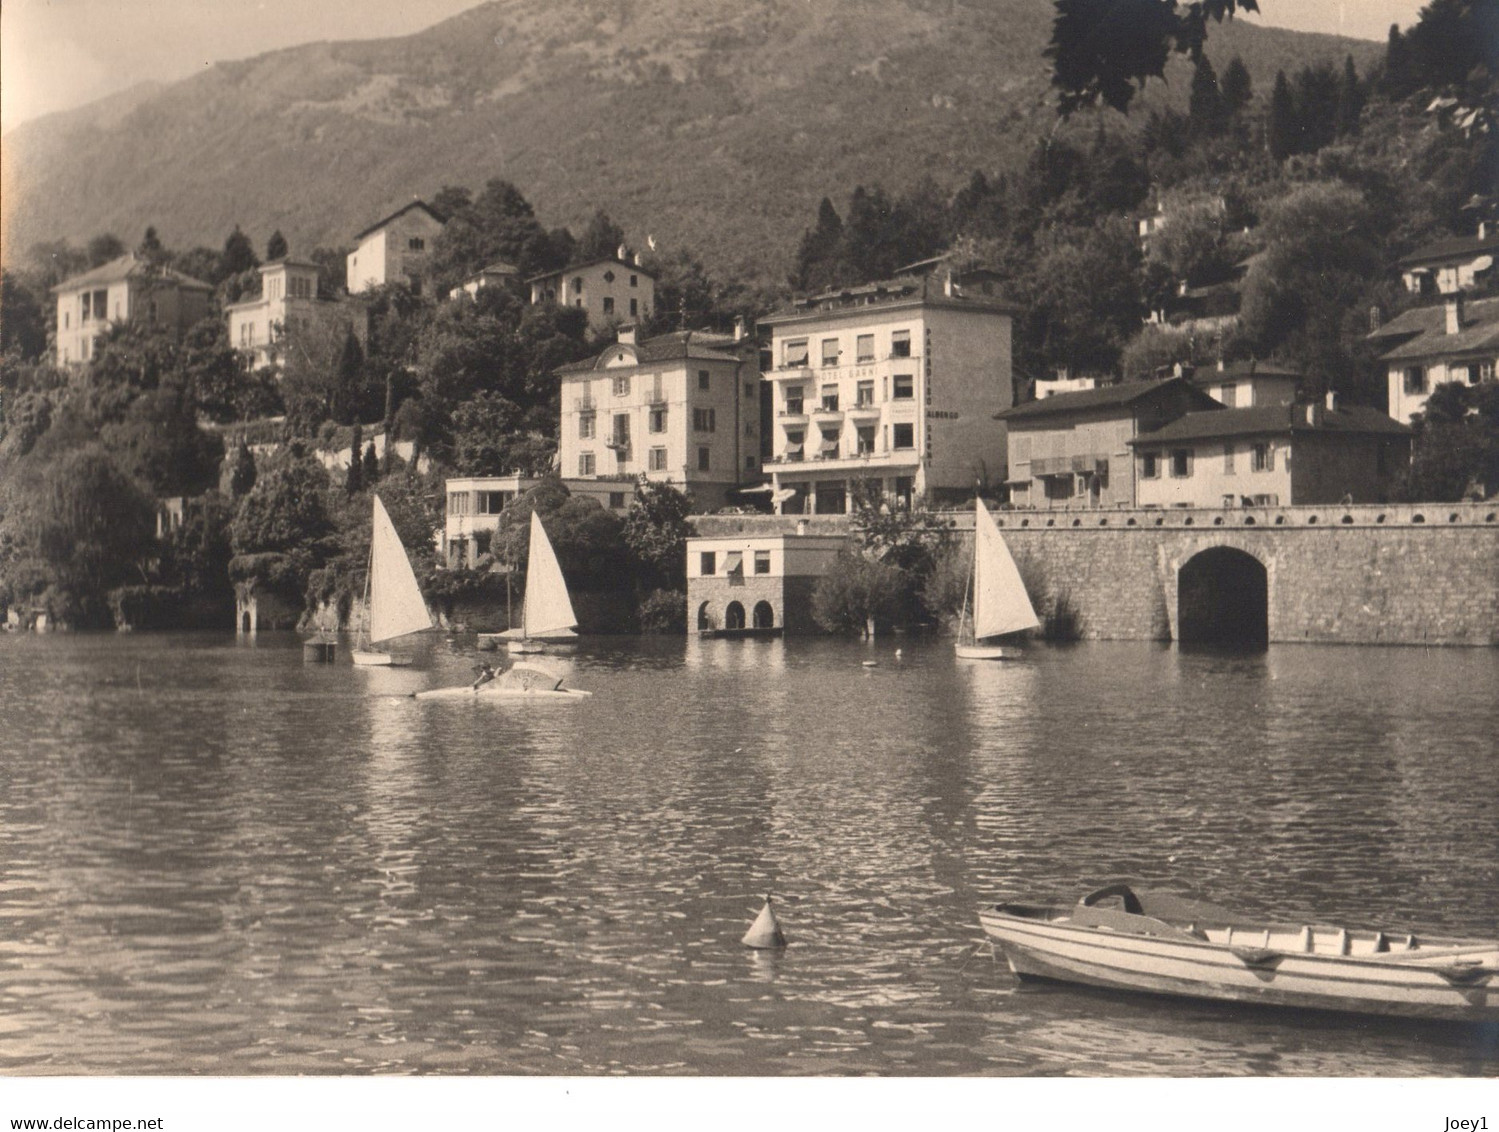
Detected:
left=351, top=494, right=433, bottom=666
left=500, top=511, right=579, bottom=653
left=956, top=498, right=1039, bottom=660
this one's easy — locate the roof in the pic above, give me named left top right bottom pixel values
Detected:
left=1397, top=231, right=1499, bottom=268
left=995, top=376, right=1206, bottom=421
left=1129, top=404, right=1410, bottom=445
left=527, top=257, right=654, bottom=285
left=473, top=261, right=519, bottom=276
left=554, top=330, right=747, bottom=376
left=763, top=273, right=1019, bottom=325
left=1374, top=295, right=1499, bottom=361
left=351, top=200, right=446, bottom=242
left=262, top=257, right=320, bottom=271
left=52, top=253, right=213, bottom=293
left=1192, top=360, right=1301, bottom=384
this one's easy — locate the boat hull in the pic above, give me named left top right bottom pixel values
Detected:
left=351, top=649, right=410, bottom=667
left=955, top=643, right=1019, bottom=660
left=980, top=907, right=1499, bottom=1022
left=414, top=684, right=591, bottom=701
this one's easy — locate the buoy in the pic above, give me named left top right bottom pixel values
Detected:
left=742, top=896, right=787, bottom=949
left=862, top=660, right=878, bottom=668
left=894, top=648, right=902, bottom=659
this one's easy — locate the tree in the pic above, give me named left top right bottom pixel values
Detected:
left=137, top=226, right=166, bottom=265
left=266, top=230, right=289, bottom=262
left=428, top=179, right=554, bottom=289
left=1188, top=55, right=1226, bottom=136
left=1, top=271, right=48, bottom=361
left=1336, top=56, right=1365, bottom=138
left=86, top=233, right=126, bottom=267
left=1267, top=70, right=1297, bottom=161
left=792, top=197, right=846, bottom=291
left=811, top=550, right=907, bottom=636
left=227, top=442, right=257, bottom=498
left=345, top=424, right=364, bottom=494
left=449, top=392, right=524, bottom=475
left=362, top=442, right=380, bottom=487
left=308, top=247, right=349, bottom=297
left=1024, top=217, right=1144, bottom=375
left=1220, top=55, right=1253, bottom=115
left=1400, top=382, right=1499, bottom=501
left=220, top=226, right=259, bottom=278
left=1047, top=0, right=1259, bottom=116
left=229, top=454, right=336, bottom=596
left=622, top=480, right=695, bottom=592
left=576, top=209, right=627, bottom=263
left=100, top=379, right=225, bottom=496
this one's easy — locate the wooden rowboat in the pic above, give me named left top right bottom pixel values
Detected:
left=979, top=883, right=1498, bottom=1022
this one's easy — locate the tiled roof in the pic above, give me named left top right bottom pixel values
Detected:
left=1130, top=404, right=1409, bottom=445
left=1398, top=232, right=1499, bottom=267
left=995, top=377, right=1201, bottom=421
left=351, top=200, right=446, bottom=242
left=554, top=330, right=746, bottom=376
left=1374, top=295, right=1499, bottom=361
left=526, top=257, right=652, bottom=284
left=1192, top=360, right=1301, bottom=384
left=52, top=253, right=212, bottom=293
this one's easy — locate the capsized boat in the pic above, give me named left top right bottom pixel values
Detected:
left=351, top=494, right=434, bottom=666
left=979, top=883, right=1499, bottom=1022
left=414, top=661, right=591, bottom=701
left=956, top=498, right=1039, bottom=660
left=482, top=512, right=579, bottom=654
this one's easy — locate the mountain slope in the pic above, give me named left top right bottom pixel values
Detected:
left=2, top=0, right=1378, bottom=286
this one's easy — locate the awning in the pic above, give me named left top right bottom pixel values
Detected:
left=737, top=484, right=775, bottom=494
left=724, top=551, right=744, bottom=575
left=820, top=434, right=840, bottom=452
left=785, top=443, right=804, bottom=458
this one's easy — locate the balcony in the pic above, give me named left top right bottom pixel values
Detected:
left=573, top=396, right=596, bottom=411
left=778, top=407, right=808, bottom=421
left=770, top=448, right=921, bottom=472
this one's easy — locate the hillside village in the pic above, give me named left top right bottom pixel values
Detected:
left=1, top=0, right=1496, bottom=637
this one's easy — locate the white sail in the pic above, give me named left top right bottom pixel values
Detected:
left=971, top=498, right=1040, bottom=640
left=368, top=495, right=433, bottom=644
left=522, top=511, right=578, bottom=638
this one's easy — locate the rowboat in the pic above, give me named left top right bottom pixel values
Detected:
left=979, top=883, right=1498, bottom=1022
left=414, top=661, right=591, bottom=701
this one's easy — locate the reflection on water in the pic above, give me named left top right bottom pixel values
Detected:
left=1, top=632, right=1496, bottom=1076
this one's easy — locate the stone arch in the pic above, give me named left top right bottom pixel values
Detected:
left=724, top=601, right=746, bottom=631
left=696, top=601, right=713, bottom=631
left=1177, top=546, right=1268, bottom=648
left=752, top=600, right=775, bottom=630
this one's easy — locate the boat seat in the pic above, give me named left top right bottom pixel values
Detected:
left=1071, top=904, right=1208, bottom=942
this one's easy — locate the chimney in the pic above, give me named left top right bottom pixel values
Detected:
left=1301, top=401, right=1323, bottom=427
left=1217, top=358, right=1226, bottom=372
left=617, top=325, right=636, bottom=346
left=616, top=243, right=628, bottom=262
left=1369, top=304, right=1383, bottom=332
left=733, top=315, right=747, bottom=342
left=1480, top=220, right=1488, bottom=241
left=796, top=519, right=808, bottom=536
left=633, top=252, right=642, bottom=267
left=1325, top=390, right=1338, bottom=413
left=943, top=272, right=954, bottom=298
left=1445, top=291, right=1465, bottom=335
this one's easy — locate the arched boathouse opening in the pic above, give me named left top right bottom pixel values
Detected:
left=1178, top=547, right=1268, bottom=648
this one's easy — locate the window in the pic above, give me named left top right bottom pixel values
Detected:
left=1252, top=443, right=1274, bottom=472
left=746, top=455, right=757, bottom=470
left=649, top=406, right=667, bottom=433
left=81, top=293, right=91, bottom=321
left=700, top=551, right=716, bottom=575
left=603, top=270, right=615, bottom=283
left=649, top=447, right=667, bottom=471
left=613, top=374, right=630, bottom=396
left=784, top=339, right=809, bottom=368
left=630, top=298, right=638, bottom=316
left=609, top=492, right=626, bottom=509
left=754, top=550, right=771, bottom=574
left=579, top=413, right=595, bottom=439
left=856, top=334, right=875, bottom=363
left=630, top=274, right=638, bottom=288
left=1403, top=366, right=1427, bottom=394
left=477, top=491, right=509, bottom=515
left=699, top=369, right=710, bottom=391
left=612, top=415, right=631, bottom=449
left=1480, top=361, right=1495, bottom=383
left=603, top=297, right=615, bottom=315
left=744, top=382, right=756, bottom=399
left=821, top=338, right=839, bottom=367
left=1218, top=383, right=1238, bottom=408
left=693, top=407, right=716, bottom=432
left=1223, top=443, right=1235, bottom=473
left=890, top=329, right=911, bottom=358
left=1141, top=452, right=1159, bottom=479
left=819, top=428, right=840, bottom=458
left=290, top=276, right=312, bottom=299
left=784, top=430, right=805, bottom=459
left=893, top=374, right=914, bottom=399
left=1171, top=449, right=1191, bottom=477
left=820, top=385, right=839, bottom=412
left=785, top=387, right=805, bottom=414
left=63, top=311, right=70, bottom=329
left=698, top=446, right=711, bottom=471
left=579, top=453, right=596, bottom=476
left=856, top=426, right=875, bottom=454
left=856, top=380, right=875, bottom=407
left=892, top=423, right=914, bottom=449
left=447, top=492, right=471, bottom=515
left=408, top=237, right=425, bottom=251
left=572, top=277, right=583, bottom=293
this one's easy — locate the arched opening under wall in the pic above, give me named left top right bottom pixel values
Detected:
left=724, top=601, right=746, bottom=631
left=241, top=609, right=252, bottom=634
left=696, top=602, right=712, bottom=632
left=1178, top=547, right=1268, bottom=649
left=752, top=601, right=775, bottom=630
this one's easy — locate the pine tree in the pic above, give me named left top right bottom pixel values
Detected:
left=1268, top=71, right=1297, bottom=161
left=1188, top=56, right=1225, bottom=135
left=362, top=442, right=380, bottom=486
left=346, top=424, right=364, bottom=494
left=1336, top=56, right=1364, bottom=137
left=1220, top=56, right=1253, bottom=116
left=228, top=442, right=257, bottom=499
left=266, top=230, right=288, bottom=261
left=220, top=226, right=259, bottom=277
left=792, top=198, right=845, bottom=291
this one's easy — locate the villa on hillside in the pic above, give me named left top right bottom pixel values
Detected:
left=1398, top=222, right=1499, bottom=297
left=997, top=376, right=1221, bottom=509
left=346, top=200, right=446, bottom=296
left=224, top=258, right=369, bottom=369
left=760, top=268, right=1018, bottom=515
left=1370, top=292, right=1499, bottom=424
left=52, top=254, right=212, bottom=366
left=553, top=325, right=761, bottom=510
left=449, top=261, right=520, bottom=301
left=1190, top=359, right=1300, bottom=409
left=441, top=475, right=638, bottom=569
left=1129, top=396, right=1411, bottom=509
left=528, top=252, right=655, bottom=327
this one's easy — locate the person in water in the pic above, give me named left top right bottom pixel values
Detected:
left=471, top=663, right=497, bottom=690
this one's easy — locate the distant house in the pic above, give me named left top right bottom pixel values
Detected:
left=1370, top=292, right=1499, bottom=424
left=346, top=200, right=446, bottom=296
left=441, top=475, right=637, bottom=569
left=554, top=325, right=760, bottom=511
left=225, top=258, right=368, bottom=369
left=528, top=252, right=655, bottom=328
left=1129, top=398, right=1411, bottom=508
left=996, top=376, right=1221, bottom=509
left=52, top=254, right=212, bottom=366
left=449, top=261, right=520, bottom=301
left=1190, top=359, right=1300, bottom=409
left=686, top=530, right=847, bottom=635
left=1398, top=223, right=1499, bottom=297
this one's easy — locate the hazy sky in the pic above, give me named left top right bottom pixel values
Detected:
left=0, top=0, right=1431, bottom=135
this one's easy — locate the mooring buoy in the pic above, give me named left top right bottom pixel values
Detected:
left=741, top=895, right=787, bottom=949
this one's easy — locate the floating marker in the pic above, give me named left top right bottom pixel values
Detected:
left=742, top=896, right=787, bottom=949
left=862, top=660, right=878, bottom=668
left=894, top=649, right=902, bottom=659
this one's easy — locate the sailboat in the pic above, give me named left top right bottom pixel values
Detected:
left=500, top=511, right=579, bottom=653
left=955, top=497, right=1039, bottom=660
left=351, top=494, right=434, bottom=666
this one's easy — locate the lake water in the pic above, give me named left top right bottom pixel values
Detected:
left=1, top=631, right=1496, bottom=1077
